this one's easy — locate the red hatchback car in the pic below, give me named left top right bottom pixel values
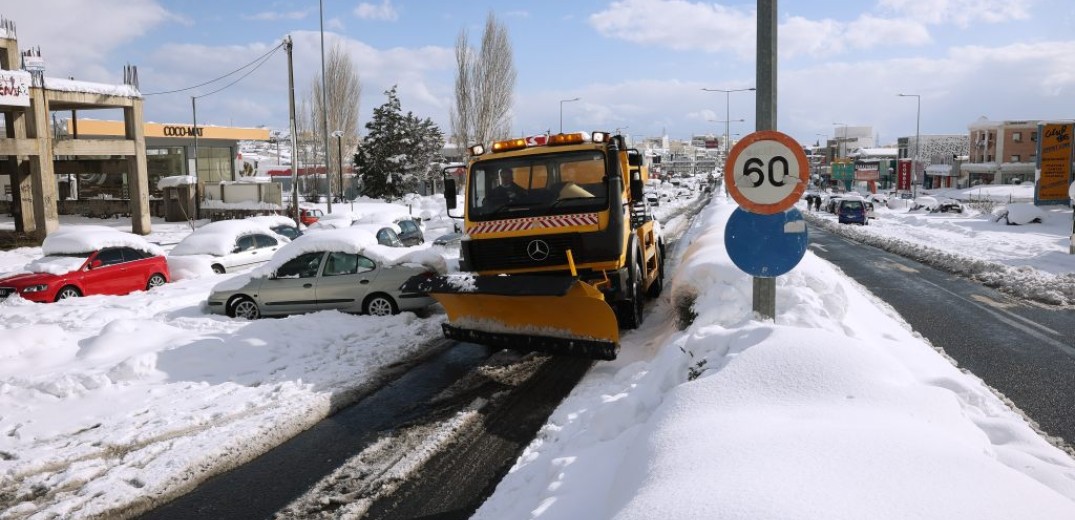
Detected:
left=0, top=226, right=170, bottom=303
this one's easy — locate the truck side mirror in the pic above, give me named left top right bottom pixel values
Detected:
left=630, top=167, right=644, bottom=201
left=444, top=179, right=457, bottom=210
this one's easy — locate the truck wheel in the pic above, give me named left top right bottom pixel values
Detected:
left=618, top=253, right=645, bottom=330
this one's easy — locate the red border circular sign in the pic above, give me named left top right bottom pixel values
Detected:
left=725, top=130, right=809, bottom=214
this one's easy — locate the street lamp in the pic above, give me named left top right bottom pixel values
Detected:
left=319, top=0, right=332, bottom=212
left=708, top=118, right=744, bottom=149
left=560, top=97, right=580, bottom=134
left=898, top=93, right=921, bottom=198
left=701, top=87, right=756, bottom=159
left=331, top=130, right=344, bottom=201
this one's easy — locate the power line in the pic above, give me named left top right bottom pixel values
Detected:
left=142, top=41, right=285, bottom=97
left=195, top=44, right=284, bottom=99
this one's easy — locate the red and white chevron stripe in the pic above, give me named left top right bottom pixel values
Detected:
left=469, top=213, right=599, bottom=235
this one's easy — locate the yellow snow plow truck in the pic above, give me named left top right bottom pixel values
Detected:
left=403, top=131, right=664, bottom=360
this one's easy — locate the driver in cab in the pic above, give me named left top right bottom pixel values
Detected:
left=487, top=168, right=524, bottom=203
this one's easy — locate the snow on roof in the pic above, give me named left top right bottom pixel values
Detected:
left=849, top=147, right=898, bottom=157
left=263, top=228, right=446, bottom=273
left=41, top=225, right=163, bottom=257
left=246, top=215, right=298, bottom=228
left=44, top=77, right=141, bottom=98
left=157, top=176, right=197, bottom=190
left=169, top=219, right=289, bottom=257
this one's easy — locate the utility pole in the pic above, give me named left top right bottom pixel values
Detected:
left=754, top=0, right=777, bottom=320
left=285, top=36, right=300, bottom=224
left=319, top=0, right=332, bottom=213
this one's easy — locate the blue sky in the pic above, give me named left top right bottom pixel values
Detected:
left=4, top=0, right=1075, bottom=146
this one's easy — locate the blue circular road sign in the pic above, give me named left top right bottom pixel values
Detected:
left=724, top=207, right=809, bottom=277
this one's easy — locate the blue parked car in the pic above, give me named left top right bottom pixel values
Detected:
left=837, top=199, right=868, bottom=225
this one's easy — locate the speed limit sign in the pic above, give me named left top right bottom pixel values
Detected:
left=726, top=130, right=809, bottom=214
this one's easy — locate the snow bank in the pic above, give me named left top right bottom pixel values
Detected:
left=157, top=176, right=197, bottom=190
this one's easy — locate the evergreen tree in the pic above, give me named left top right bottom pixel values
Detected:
left=354, top=86, right=444, bottom=200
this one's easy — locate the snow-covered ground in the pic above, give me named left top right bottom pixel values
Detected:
left=2, top=190, right=1074, bottom=519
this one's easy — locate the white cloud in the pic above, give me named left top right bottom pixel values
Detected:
left=589, top=0, right=755, bottom=58
left=589, top=0, right=934, bottom=60
left=135, top=31, right=455, bottom=133
left=242, top=10, right=309, bottom=22
left=878, top=0, right=1033, bottom=27
left=2, top=0, right=173, bottom=82
left=354, top=0, right=398, bottom=21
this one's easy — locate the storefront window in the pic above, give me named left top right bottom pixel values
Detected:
left=195, top=146, right=234, bottom=184
left=147, top=147, right=186, bottom=198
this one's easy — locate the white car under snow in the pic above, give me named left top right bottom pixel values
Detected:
left=167, top=216, right=296, bottom=277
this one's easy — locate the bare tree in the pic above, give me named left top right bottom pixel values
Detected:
left=450, top=11, right=515, bottom=149
left=450, top=29, right=472, bottom=151
left=306, top=41, right=363, bottom=199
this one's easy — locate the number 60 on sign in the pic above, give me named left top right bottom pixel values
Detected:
left=725, top=130, right=810, bottom=215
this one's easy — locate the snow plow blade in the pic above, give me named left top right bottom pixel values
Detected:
left=401, top=274, right=620, bottom=360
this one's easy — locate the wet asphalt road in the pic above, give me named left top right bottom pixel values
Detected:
left=809, top=226, right=1075, bottom=446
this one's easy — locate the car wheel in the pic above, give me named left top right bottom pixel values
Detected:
left=146, top=274, right=167, bottom=290
left=211, top=264, right=226, bottom=274
left=364, top=293, right=399, bottom=316
left=228, top=296, right=261, bottom=320
left=55, top=286, right=82, bottom=301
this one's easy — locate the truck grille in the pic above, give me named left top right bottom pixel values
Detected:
left=467, top=234, right=585, bottom=271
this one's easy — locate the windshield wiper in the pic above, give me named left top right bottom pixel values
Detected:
left=483, top=200, right=534, bottom=217
left=547, top=196, right=606, bottom=210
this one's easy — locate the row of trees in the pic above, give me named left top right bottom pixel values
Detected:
left=298, top=12, right=516, bottom=200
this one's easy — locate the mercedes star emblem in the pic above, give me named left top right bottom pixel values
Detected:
left=526, top=239, right=550, bottom=261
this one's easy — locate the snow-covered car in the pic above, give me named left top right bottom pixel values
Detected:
left=936, top=198, right=964, bottom=213
left=167, top=217, right=292, bottom=274
left=432, top=232, right=464, bottom=247
left=205, top=227, right=444, bottom=319
left=299, top=207, right=324, bottom=226
left=350, top=222, right=405, bottom=247
left=393, top=216, right=425, bottom=246
left=0, top=225, right=169, bottom=303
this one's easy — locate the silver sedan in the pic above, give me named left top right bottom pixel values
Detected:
left=206, top=249, right=436, bottom=319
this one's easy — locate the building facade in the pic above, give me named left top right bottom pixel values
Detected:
left=961, top=118, right=1037, bottom=186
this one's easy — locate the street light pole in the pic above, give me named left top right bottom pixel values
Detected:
left=898, top=93, right=921, bottom=198
left=701, top=87, right=756, bottom=158
left=559, top=98, right=579, bottom=134
left=319, top=0, right=332, bottom=213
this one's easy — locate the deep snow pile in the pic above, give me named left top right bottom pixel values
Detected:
left=472, top=196, right=1075, bottom=520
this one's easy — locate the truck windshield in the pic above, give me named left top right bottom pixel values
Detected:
left=468, top=150, right=609, bottom=220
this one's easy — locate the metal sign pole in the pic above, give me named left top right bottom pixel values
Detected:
left=754, top=0, right=777, bottom=320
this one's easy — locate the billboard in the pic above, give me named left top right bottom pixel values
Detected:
left=0, top=70, right=31, bottom=107
left=897, top=159, right=912, bottom=191
left=1037, top=122, right=1073, bottom=204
